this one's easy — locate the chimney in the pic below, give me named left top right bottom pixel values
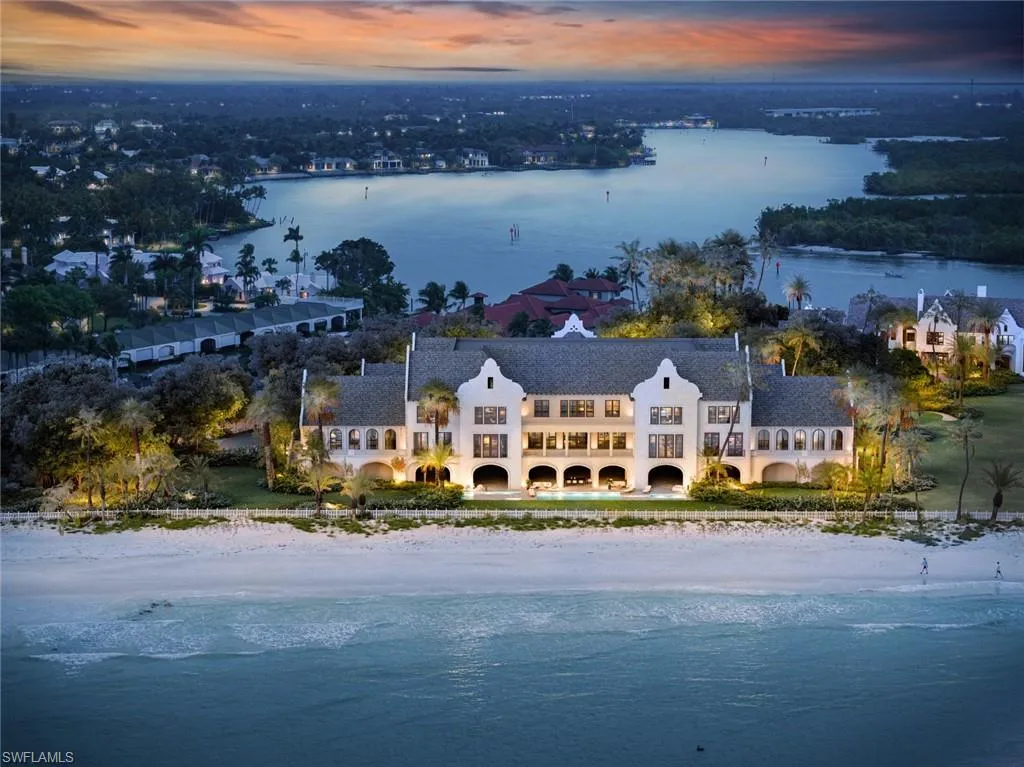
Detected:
left=781, top=359, right=787, bottom=377
left=977, top=285, right=987, bottom=298
left=734, top=331, right=740, bottom=351
left=360, top=358, right=365, bottom=376
left=411, top=331, right=417, bottom=352
left=917, top=289, right=925, bottom=317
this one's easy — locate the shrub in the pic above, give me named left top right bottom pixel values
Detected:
left=991, top=369, right=1023, bottom=387
left=950, top=381, right=1007, bottom=397
left=260, top=466, right=309, bottom=495
left=208, top=447, right=261, bottom=468
left=890, top=475, right=938, bottom=494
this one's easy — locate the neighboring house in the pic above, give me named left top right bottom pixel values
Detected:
left=29, top=165, right=67, bottom=179
left=44, top=249, right=112, bottom=281
left=131, top=119, right=163, bottom=130
left=369, top=150, right=403, bottom=170
left=94, top=119, right=119, bottom=137
left=302, top=325, right=854, bottom=490
left=521, top=146, right=562, bottom=165
left=226, top=272, right=326, bottom=300
left=48, top=120, right=82, bottom=135
left=250, top=156, right=282, bottom=175
left=846, top=285, right=1024, bottom=375
left=187, top=154, right=221, bottom=178
left=482, top=278, right=630, bottom=332
left=113, top=299, right=363, bottom=366
left=0, top=136, right=21, bottom=154
left=763, top=107, right=879, bottom=118
left=459, top=148, right=489, bottom=168
left=305, top=156, right=355, bottom=172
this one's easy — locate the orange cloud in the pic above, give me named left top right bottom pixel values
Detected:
left=0, top=1, right=1009, bottom=80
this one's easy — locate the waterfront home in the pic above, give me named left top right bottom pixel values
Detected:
left=0, top=137, right=20, bottom=154
left=369, top=150, right=403, bottom=171
left=302, top=323, right=853, bottom=490
left=459, top=148, right=489, bottom=168
left=47, top=120, right=82, bottom=135
left=846, top=286, right=1024, bottom=375
left=131, top=119, right=163, bottom=130
left=763, top=107, right=879, bottom=118
left=480, top=278, right=630, bottom=332
left=521, top=147, right=562, bottom=165
left=305, top=156, right=355, bottom=173
left=250, top=156, right=282, bottom=175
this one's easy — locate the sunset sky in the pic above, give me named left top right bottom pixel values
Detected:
left=2, top=1, right=1022, bottom=82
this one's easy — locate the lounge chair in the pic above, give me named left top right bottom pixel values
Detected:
left=671, top=484, right=685, bottom=493
left=641, top=485, right=652, bottom=495
left=619, top=486, right=635, bottom=495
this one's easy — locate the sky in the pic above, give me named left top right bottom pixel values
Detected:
left=2, top=1, right=1022, bottom=82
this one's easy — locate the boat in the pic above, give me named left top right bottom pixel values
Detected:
left=885, top=272, right=904, bottom=278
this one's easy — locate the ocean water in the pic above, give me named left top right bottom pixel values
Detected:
left=4, top=588, right=1023, bottom=766
left=214, top=129, right=1024, bottom=308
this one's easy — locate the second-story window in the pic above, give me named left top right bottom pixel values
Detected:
left=757, top=429, right=770, bottom=451
left=560, top=400, right=594, bottom=418
left=649, top=434, right=684, bottom=458
left=613, top=432, right=626, bottom=450
left=605, top=399, right=620, bottom=417
left=416, top=405, right=430, bottom=423
left=474, top=406, right=506, bottom=424
left=650, top=406, right=682, bottom=425
left=527, top=432, right=543, bottom=449
left=348, top=429, right=361, bottom=450
left=366, top=429, right=379, bottom=450
left=439, top=432, right=452, bottom=447
left=534, top=399, right=550, bottom=417
left=707, top=406, right=739, bottom=424
left=794, top=430, right=807, bottom=451
left=904, top=328, right=917, bottom=344
left=384, top=429, right=397, bottom=450
left=926, top=331, right=944, bottom=346
left=597, top=432, right=610, bottom=450
left=703, top=433, right=720, bottom=455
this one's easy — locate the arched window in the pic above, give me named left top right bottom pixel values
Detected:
left=812, top=429, right=825, bottom=451
left=348, top=429, right=360, bottom=450
left=794, top=430, right=806, bottom=451
left=831, top=430, right=844, bottom=451
left=384, top=429, right=397, bottom=450
left=366, top=429, right=379, bottom=450
left=757, top=429, right=770, bottom=451
left=329, top=429, right=343, bottom=450
left=776, top=429, right=789, bottom=451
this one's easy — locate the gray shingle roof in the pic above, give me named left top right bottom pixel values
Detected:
left=113, top=301, right=359, bottom=351
left=408, top=336, right=745, bottom=399
left=309, top=375, right=405, bottom=426
left=363, top=362, right=404, bottom=377
left=752, top=375, right=850, bottom=427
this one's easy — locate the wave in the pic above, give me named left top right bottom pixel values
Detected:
left=30, top=652, right=126, bottom=667
left=859, top=581, right=1023, bottom=594
left=848, top=622, right=993, bottom=633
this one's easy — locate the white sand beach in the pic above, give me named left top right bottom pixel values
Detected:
left=3, top=523, right=1022, bottom=623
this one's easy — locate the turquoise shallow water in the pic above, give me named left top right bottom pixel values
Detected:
left=3, top=591, right=1024, bottom=767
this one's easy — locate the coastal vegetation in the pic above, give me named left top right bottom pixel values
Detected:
left=864, top=137, right=1024, bottom=195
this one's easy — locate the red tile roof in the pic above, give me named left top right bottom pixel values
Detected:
left=520, top=278, right=570, bottom=297
left=567, top=278, right=623, bottom=293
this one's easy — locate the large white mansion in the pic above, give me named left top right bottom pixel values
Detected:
left=302, top=318, right=854, bottom=492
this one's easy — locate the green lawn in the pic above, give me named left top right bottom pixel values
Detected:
left=464, top=499, right=730, bottom=511
left=210, top=467, right=313, bottom=508
left=912, top=387, right=1024, bottom=512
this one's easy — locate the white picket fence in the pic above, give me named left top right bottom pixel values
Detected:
left=1, top=508, right=1021, bottom=524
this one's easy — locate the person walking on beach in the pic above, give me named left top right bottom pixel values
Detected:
left=920, top=557, right=929, bottom=575
left=995, top=561, right=1003, bottom=579
left=776, top=260, right=781, bottom=275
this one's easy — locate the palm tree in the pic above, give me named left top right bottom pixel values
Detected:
left=949, top=334, right=979, bottom=407
left=417, top=442, right=455, bottom=487
left=247, top=390, right=278, bottom=490
left=343, top=472, right=375, bottom=518
left=784, top=275, right=812, bottom=310
left=601, top=265, right=621, bottom=284
left=448, top=280, right=470, bottom=310
left=236, top=243, right=260, bottom=302
left=549, top=263, right=575, bottom=282
left=614, top=239, right=647, bottom=310
left=968, top=300, right=1003, bottom=383
left=150, top=253, right=179, bottom=315
left=182, top=227, right=213, bottom=315
left=753, top=223, right=776, bottom=293
left=284, top=225, right=303, bottom=283
left=110, top=244, right=135, bottom=288
left=583, top=267, right=601, bottom=279
left=185, top=455, right=213, bottom=502
left=275, top=277, right=293, bottom=296
left=417, top=379, right=459, bottom=446
left=304, top=377, right=340, bottom=447
left=950, top=416, right=983, bottom=521
left=890, top=429, right=928, bottom=505
left=981, top=461, right=1024, bottom=521
left=68, top=406, right=104, bottom=508
left=782, top=322, right=821, bottom=376
left=300, top=460, right=344, bottom=515
left=707, top=229, right=751, bottom=292
left=261, top=257, right=279, bottom=277
left=418, top=281, right=449, bottom=314
left=118, top=398, right=152, bottom=493
left=878, top=305, right=919, bottom=349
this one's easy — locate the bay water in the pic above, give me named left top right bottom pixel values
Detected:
left=216, top=129, right=1024, bottom=308
left=4, top=588, right=1023, bottom=766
